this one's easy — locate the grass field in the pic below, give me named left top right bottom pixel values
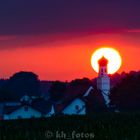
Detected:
left=0, top=112, right=140, bottom=140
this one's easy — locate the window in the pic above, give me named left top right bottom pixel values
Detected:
left=24, top=106, right=28, bottom=111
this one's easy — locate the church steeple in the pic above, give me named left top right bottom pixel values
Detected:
left=97, top=56, right=110, bottom=107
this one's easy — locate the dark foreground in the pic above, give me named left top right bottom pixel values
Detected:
left=0, top=112, right=140, bottom=140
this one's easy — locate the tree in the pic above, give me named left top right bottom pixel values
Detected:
left=110, top=71, right=140, bottom=110
left=70, top=77, right=92, bottom=86
left=0, top=71, right=40, bottom=100
left=49, top=81, right=67, bottom=101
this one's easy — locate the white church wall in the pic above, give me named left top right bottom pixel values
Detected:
left=97, top=77, right=110, bottom=91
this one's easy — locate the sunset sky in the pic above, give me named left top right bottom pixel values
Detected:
left=0, top=1, right=140, bottom=81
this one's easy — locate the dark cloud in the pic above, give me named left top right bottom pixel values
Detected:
left=0, top=0, right=140, bottom=35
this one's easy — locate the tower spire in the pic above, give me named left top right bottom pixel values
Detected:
left=98, top=56, right=108, bottom=67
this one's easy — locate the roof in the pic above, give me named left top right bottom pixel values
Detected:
left=63, top=81, right=93, bottom=101
left=85, top=88, right=107, bottom=111
left=98, top=56, right=108, bottom=66
left=4, top=105, right=21, bottom=114
left=32, top=99, right=53, bottom=114
left=86, top=89, right=105, bottom=104
left=54, top=85, right=106, bottom=114
left=58, top=85, right=92, bottom=111
left=3, top=98, right=53, bottom=115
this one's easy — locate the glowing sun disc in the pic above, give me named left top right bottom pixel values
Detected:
left=91, top=47, right=122, bottom=74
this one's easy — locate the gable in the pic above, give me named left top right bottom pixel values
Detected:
left=62, top=98, right=85, bottom=115
left=7, top=106, right=42, bottom=116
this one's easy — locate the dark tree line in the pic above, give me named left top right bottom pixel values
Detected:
left=0, top=70, right=140, bottom=112
left=110, top=71, right=140, bottom=111
left=49, top=81, right=67, bottom=101
left=0, top=71, right=40, bottom=101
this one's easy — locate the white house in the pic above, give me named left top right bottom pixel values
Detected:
left=4, top=105, right=42, bottom=120
left=60, top=83, right=109, bottom=115
left=3, top=95, right=55, bottom=120
left=62, top=98, right=86, bottom=115
left=61, top=86, right=94, bottom=115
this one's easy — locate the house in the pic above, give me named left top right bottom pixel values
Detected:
left=4, top=105, right=42, bottom=120
left=52, top=84, right=106, bottom=115
left=62, top=98, right=86, bottom=115
left=61, top=86, right=93, bottom=115
left=3, top=95, right=55, bottom=120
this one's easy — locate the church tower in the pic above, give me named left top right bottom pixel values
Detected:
left=97, top=56, right=110, bottom=107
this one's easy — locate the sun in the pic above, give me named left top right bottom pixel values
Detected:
left=91, top=47, right=122, bottom=74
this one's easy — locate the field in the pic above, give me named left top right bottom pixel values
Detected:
left=0, top=112, right=140, bottom=140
